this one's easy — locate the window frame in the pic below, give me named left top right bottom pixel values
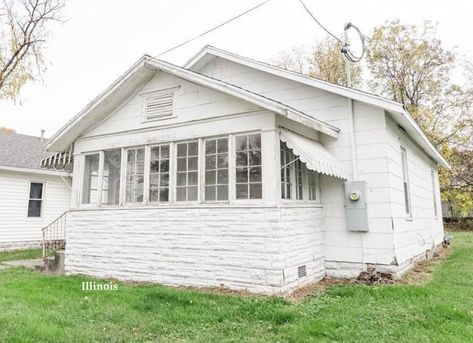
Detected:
left=431, top=169, right=438, bottom=219
left=148, top=143, right=172, bottom=204
left=233, top=132, right=263, bottom=202
left=124, top=146, right=146, bottom=204
left=400, top=146, right=412, bottom=218
left=27, top=181, right=45, bottom=218
left=175, top=140, right=200, bottom=203
left=80, top=152, right=101, bottom=206
left=203, top=136, right=230, bottom=203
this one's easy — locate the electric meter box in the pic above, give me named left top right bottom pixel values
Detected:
left=344, top=181, right=369, bottom=232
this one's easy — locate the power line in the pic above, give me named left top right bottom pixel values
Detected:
left=155, top=0, right=273, bottom=57
left=297, top=0, right=342, bottom=43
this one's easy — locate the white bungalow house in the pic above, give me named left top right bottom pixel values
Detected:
left=43, top=46, right=446, bottom=294
left=0, top=130, right=71, bottom=250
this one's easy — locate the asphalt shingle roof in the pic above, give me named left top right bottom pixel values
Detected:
left=0, top=130, right=51, bottom=170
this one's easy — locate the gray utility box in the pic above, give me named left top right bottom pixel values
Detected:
left=344, top=181, right=369, bottom=232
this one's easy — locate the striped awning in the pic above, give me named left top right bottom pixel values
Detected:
left=40, top=145, right=74, bottom=171
left=280, top=128, right=347, bottom=179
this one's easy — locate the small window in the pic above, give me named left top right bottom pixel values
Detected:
left=431, top=169, right=438, bottom=217
left=280, top=142, right=293, bottom=199
left=308, top=170, right=317, bottom=201
left=205, top=137, right=229, bottom=201
left=102, top=149, right=121, bottom=205
left=82, top=154, right=99, bottom=204
left=149, top=145, right=170, bottom=203
left=401, top=147, right=412, bottom=216
left=28, top=182, right=43, bottom=217
left=235, top=134, right=262, bottom=200
left=176, top=141, right=199, bottom=201
left=143, top=87, right=177, bottom=120
left=126, top=147, right=145, bottom=203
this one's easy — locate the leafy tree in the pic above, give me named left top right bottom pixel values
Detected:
left=367, top=20, right=473, bottom=214
left=308, top=38, right=361, bottom=87
left=0, top=0, right=64, bottom=100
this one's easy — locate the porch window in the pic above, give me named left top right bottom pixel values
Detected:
left=102, top=149, right=121, bottom=205
left=204, top=137, right=229, bottom=201
left=401, top=146, right=412, bottom=216
left=176, top=141, right=199, bottom=201
left=295, top=159, right=304, bottom=200
left=235, top=133, right=262, bottom=199
left=149, top=145, right=170, bottom=203
left=308, top=170, right=317, bottom=201
left=280, top=142, right=293, bottom=199
left=126, top=147, right=145, bottom=203
left=82, top=153, right=99, bottom=204
left=27, top=182, right=43, bottom=217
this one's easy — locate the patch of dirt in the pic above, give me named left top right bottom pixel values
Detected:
left=288, top=246, right=451, bottom=301
left=399, top=246, right=450, bottom=285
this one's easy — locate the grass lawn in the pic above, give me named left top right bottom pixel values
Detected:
left=0, top=232, right=472, bottom=342
left=0, top=248, right=42, bottom=263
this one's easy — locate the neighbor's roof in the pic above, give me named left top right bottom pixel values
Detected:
left=185, top=45, right=449, bottom=167
left=0, top=130, right=51, bottom=170
left=47, top=55, right=339, bottom=152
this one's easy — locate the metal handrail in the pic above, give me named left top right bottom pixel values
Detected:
left=42, top=211, right=68, bottom=260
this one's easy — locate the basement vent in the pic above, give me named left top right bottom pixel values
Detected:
left=143, top=87, right=178, bottom=120
left=298, top=265, right=307, bottom=278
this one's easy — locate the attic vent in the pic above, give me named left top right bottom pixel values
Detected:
left=143, top=87, right=178, bottom=120
left=298, top=265, right=307, bottom=278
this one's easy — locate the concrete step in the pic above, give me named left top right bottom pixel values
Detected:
left=42, top=250, right=65, bottom=275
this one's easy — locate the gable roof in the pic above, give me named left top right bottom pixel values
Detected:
left=185, top=45, right=448, bottom=167
left=0, top=130, right=51, bottom=169
left=47, top=56, right=339, bottom=152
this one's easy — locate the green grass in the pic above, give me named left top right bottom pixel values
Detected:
left=0, top=248, right=42, bottom=262
left=0, top=232, right=472, bottom=342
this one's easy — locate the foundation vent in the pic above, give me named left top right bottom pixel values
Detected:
left=298, top=265, right=307, bottom=278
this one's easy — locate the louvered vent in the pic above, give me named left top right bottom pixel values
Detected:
left=144, top=87, right=177, bottom=120
left=298, top=265, right=307, bottom=278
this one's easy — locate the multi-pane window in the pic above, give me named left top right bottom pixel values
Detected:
left=82, top=153, right=99, bottom=204
left=431, top=169, right=438, bottom=217
left=295, top=159, right=304, bottom=200
left=28, top=182, right=43, bottom=217
left=401, top=147, right=412, bottom=216
left=280, top=142, right=293, bottom=199
left=149, top=145, right=170, bottom=203
left=176, top=141, right=198, bottom=201
left=205, top=138, right=229, bottom=201
left=235, top=134, right=262, bottom=200
left=126, top=147, right=145, bottom=203
left=308, top=170, right=317, bottom=201
left=102, top=149, right=121, bottom=205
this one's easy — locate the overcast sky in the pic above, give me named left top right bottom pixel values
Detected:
left=1, top=0, right=472, bottom=137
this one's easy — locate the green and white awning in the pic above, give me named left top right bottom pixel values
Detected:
left=280, top=128, right=347, bottom=179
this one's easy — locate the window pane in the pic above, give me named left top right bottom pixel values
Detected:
left=204, top=137, right=229, bottom=201
left=401, top=147, right=411, bottom=215
left=308, top=170, right=317, bottom=201
left=126, top=148, right=145, bottom=203
left=280, top=142, right=292, bottom=200
left=29, top=183, right=43, bottom=199
left=149, top=145, right=170, bottom=203
left=82, top=154, right=99, bottom=204
left=295, top=160, right=303, bottom=200
left=102, top=149, right=121, bottom=205
left=27, top=200, right=42, bottom=217
left=176, top=141, right=199, bottom=201
left=235, top=134, right=262, bottom=199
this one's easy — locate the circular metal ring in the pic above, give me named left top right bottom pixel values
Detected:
left=342, top=23, right=365, bottom=63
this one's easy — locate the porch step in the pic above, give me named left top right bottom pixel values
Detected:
left=42, top=250, right=65, bottom=275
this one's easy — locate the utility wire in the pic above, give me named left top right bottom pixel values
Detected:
left=297, top=0, right=342, bottom=43
left=155, top=0, right=272, bottom=57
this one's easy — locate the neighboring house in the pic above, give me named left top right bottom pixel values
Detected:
left=44, top=46, right=446, bottom=294
left=0, top=130, right=72, bottom=250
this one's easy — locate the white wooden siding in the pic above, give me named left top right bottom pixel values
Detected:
left=0, top=170, right=71, bottom=245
